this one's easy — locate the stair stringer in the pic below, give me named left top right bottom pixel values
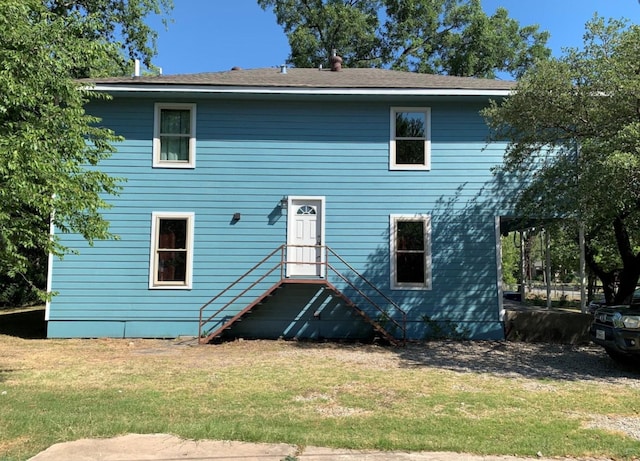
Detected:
left=201, top=278, right=404, bottom=346
left=321, top=280, right=404, bottom=346
left=200, top=279, right=285, bottom=344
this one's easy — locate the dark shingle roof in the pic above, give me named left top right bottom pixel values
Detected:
left=83, top=67, right=515, bottom=92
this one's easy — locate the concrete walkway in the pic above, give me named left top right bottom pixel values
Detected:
left=27, top=434, right=608, bottom=461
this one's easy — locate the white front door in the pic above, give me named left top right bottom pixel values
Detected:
left=287, top=197, right=325, bottom=277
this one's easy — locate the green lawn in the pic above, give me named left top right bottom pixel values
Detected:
left=1, top=334, right=639, bottom=460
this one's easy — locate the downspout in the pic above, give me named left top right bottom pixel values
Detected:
left=495, top=217, right=505, bottom=323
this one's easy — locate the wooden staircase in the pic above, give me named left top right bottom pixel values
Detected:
left=198, top=245, right=406, bottom=346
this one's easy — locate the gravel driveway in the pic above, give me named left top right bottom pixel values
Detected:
left=394, top=340, right=639, bottom=386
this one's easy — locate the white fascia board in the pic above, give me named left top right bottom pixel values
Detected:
left=87, top=84, right=513, bottom=97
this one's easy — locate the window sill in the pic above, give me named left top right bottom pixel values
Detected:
left=152, top=163, right=196, bottom=169
left=391, top=285, right=432, bottom=291
left=389, top=165, right=431, bottom=171
left=149, top=285, right=192, bottom=290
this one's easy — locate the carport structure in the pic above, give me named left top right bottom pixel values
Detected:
left=499, top=217, right=587, bottom=312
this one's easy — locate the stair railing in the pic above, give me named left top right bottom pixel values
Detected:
left=198, top=244, right=406, bottom=343
left=324, top=246, right=406, bottom=342
left=198, top=245, right=285, bottom=338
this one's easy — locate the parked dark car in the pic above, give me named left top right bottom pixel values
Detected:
left=590, top=299, right=640, bottom=365
left=588, top=289, right=640, bottom=315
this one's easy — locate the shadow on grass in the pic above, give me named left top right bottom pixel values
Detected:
left=287, top=339, right=640, bottom=383
left=0, top=307, right=46, bottom=339
left=394, top=341, right=640, bottom=382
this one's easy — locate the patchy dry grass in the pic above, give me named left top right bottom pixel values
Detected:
left=1, top=335, right=640, bottom=461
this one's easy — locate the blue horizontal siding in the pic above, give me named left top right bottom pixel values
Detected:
left=50, top=96, right=510, bottom=339
left=48, top=321, right=126, bottom=338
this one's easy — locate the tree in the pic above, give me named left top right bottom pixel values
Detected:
left=483, top=16, right=640, bottom=304
left=257, top=0, right=550, bottom=78
left=501, top=233, right=519, bottom=287
left=45, top=0, right=173, bottom=77
left=546, top=224, right=580, bottom=284
left=0, top=1, right=171, bottom=304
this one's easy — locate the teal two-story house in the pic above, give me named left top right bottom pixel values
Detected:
left=47, top=65, right=515, bottom=343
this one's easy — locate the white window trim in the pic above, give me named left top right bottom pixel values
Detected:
left=153, top=103, right=197, bottom=168
left=149, top=212, right=195, bottom=290
left=390, top=214, right=432, bottom=290
left=389, top=107, right=431, bottom=171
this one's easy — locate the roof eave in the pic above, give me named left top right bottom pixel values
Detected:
left=85, top=83, right=513, bottom=97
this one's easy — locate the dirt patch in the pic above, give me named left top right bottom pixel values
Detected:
left=4, top=336, right=637, bottom=387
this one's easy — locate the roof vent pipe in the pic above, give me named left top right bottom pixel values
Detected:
left=329, top=49, right=342, bottom=72
left=133, top=59, right=140, bottom=77
left=280, top=64, right=287, bottom=74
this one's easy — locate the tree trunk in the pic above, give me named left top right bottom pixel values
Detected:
left=584, top=216, right=640, bottom=305
left=615, top=268, right=640, bottom=304
left=584, top=244, right=617, bottom=303
left=612, top=216, right=640, bottom=304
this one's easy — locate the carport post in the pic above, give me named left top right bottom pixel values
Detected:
left=579, top=222, right=587, bottom=313
left=545, top=228, right=551, bottom=309
left=519, top=230, right=526, bottom=303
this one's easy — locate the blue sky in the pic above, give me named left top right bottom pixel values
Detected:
left=151, top=0, right=640, bottom=75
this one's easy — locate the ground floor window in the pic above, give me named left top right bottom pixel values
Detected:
left=149, top=212, right=194, bottom=289
left=390, top=214, right=431, bottom=290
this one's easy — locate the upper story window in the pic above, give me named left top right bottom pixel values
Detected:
left=390, top=107, right=431, bottom=171
left=149, top=212, right=194, bottom=289
left=153, top=103, right=196, bottom=168
left=390, top=214, right=432, bottom=290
